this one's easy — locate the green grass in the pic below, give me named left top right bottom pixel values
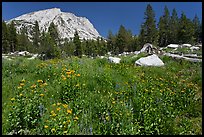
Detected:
left=2, top=55, right=202, bottom=135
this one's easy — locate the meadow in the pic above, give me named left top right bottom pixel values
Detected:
left=2, top=55, right=202, bottom=135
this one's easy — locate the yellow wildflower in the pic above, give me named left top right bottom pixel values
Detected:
left=66, top=71, right=71, bottom=75
left=51, top=128, right=56, bottom=132
left=30, top=84, right=36, bottom=89
left=67, top=109, right=72, bottom=114
left=43, top=83, right=48, bottom=86
left=10, top=98, right=15, bottom=101
left=73, top=116, right=79, bottom=121
left=76, top=74, right=80, bottom=77
left=21, top=79, right=26, bottom=83
left=67, top=75, right=71, bottom=78
left=20, top=83, right=25, bottom=87
left=51, top=110, right=55, bottom=114
left=17, top=86, right=22, bottom=89
left=51, top=113, right=57, bottom=117
left=63, top=104, right=68, bottom=108
left=19, top=93, right=23, bottom=97
left=57, top=102, right=61, bottom=106
left=112, top=101, right=116, bottom=104
left=62, top=67, right=66, bottom=71
left=63, top=131, right=68, bottom=134
left=52, top=103, right=56, bottom=106
left=67, top=119, right=71, bottom=123
left=44, top=125, right=49, bottom=129
left=40, top=94, right=44, bottom=97
left=56, top=107, right=61, bottom=111
left=63, top=77, right=67, bottom=80
left=37, top=80, right=43, bottom=83
left=71, top=70, right=75, bottom=74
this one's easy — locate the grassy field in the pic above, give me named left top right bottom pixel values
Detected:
left=2, top=55, right=202, bottom=135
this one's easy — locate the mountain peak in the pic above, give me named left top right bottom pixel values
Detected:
left=42, top=7, right=61, bottom=13
left=7, top=8, right=101, bottom=40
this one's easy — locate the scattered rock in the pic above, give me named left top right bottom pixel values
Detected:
left=181, top=44, right=192, bottom=47
left=167, top=44, right=179, bottom=48
left=190, top=46, right=200, bottom=51
left=135, top=54, right=164, bottom=66
left=163, top=53, right=202, bottom=62
left=108, top=57, right=121, bottom=64
left=18, top=51, right=31, bottom=56
left=133, top=51, right=141, bottom=55
left=140, top=43, right=154, bottom=54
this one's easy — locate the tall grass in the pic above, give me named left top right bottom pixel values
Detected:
left=2, top=56, right=202, bottom=135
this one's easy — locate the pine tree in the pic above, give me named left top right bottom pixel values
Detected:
left=32, top=20, right=41, bottom=53
left=178, top=12, right=195, bottom=44
left=131, top=35, right=140, bottom=51
left=192, top=14, right=201, bottom=43
left=48, top=22, right=60, bottom=45
left=73, top=30, right=82, bottom=57
left=158, top=6, right=170, bottom=47
left=126, top=29, right=133, bottom=52
left=115, top=25, right=131, bottom=53
left=139, top=4, right=158, bottom=46
left=8, top=21, right=18, bottom=52
left=169, top=8, right=179, bottom=44
left=2, top=20, right=10, bottom=53
left=107, top=30, right=116, bottom=53
left=199, top=22, right=202, bottom=42
left=85, top=40, right=93, bottom=57
left=18, top=26, right=31, bottom=51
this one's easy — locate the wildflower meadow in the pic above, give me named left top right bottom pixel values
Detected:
left=2, top=55, right=202, bottom=135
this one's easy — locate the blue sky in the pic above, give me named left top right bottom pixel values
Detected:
left=2, top=2, right=202, bottom=38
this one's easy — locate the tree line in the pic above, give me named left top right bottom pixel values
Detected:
left=2, top=4, right=202, bottom=59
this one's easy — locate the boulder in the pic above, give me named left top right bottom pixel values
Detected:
left=163, top=53, right=202, bottom=62
left=140, top=43, right=153, bottom=54
left=167, top=44, right=179, bottom=48
left=190, top=46, right=200, bottom=50
left=18, top=51, right=30, bottom=56
left=100, top=56, right=105, bottom=59
left=134, top=51, right=141, bottom=55
left=108, top=57, right=121, bottom=64
left=182, top=44, right=192, bottom=47
left=135, top=54, right=164, bottom=66
left=196, top=44, right=202, bottom=47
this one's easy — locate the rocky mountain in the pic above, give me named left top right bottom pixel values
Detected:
left=6, top=8, right=102, bottom=40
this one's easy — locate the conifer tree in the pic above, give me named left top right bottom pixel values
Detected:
left=107, top=30, right=116, bottom=53
left=73, top=30, right=82, bottom=57
left=2, top=20, right=10, bottom=53
left=116, top=25, right=126, bottom=53
left=169, top=8, right=179, bottom=44
left=199, top=22, right=202, bottom=42
left=48, top=22, right=60, bottom=45
left=192, top=14, right=201, bottom=43
left=8, top=21, right=18, bottom=52
left=139, top=4, right=158, bottom=46
left=178, top=12, right=195, bottom=44
left=18, top=26, right=31, bottom=51
left=158, top=6, right=170, bottom=47
left=32, top=20, right=41, bottom=53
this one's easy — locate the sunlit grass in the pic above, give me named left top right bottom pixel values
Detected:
left=2, top=56, right=202, bottom=135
